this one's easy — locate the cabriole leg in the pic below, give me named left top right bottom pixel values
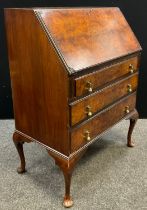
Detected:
left=127, top=109, right=139, bottom=147
left=13, top=132, right=26, bottom=173
left=48, top=150, right=86, bottom=208
left=13, top=131, right=31, bottom=173
left=63, top=171, right=73, bottom=207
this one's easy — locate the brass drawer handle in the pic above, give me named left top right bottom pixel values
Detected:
left=85, top=105, right=93, bottom=117
left=127, top=84, right=132, bottom=93
left=129, top=64, right=134, bottom=74
left=85, top=81, right=93, bottom=93
left=125, top=106, right=130, bottom=114
left=84, top=130, right=91, bottom=141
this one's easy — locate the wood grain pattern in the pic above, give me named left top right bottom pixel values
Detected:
left=70, top=73, right=138, bottom=125
left=36, top=8, right=141, bottom=72
left=71, top=93, right=136, bottom=153
left=74, top=56, right=140, bottom=97
left=5, top=9, right=70, bottom=156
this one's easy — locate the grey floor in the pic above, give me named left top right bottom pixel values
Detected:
left=0, top=120, right=147, bottom=210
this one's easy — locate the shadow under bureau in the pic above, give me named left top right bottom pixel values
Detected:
left=5, top=7, right=142, bottom=207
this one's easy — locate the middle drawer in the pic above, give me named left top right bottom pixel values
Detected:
left=70, top=73, right=138, bottom=126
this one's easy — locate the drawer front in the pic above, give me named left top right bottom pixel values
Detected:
left=70, top=73, right=138, bottom=126
left=71, top=93, right=136, bottom=153
left=74, top=56, right=139, bottom=97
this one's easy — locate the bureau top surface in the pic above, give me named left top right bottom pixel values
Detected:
left=34, top=7, right=141, bottom=73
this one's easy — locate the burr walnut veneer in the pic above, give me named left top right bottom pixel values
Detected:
left=5, top=8, right=142, bottom=208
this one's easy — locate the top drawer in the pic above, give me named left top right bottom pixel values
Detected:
left=73, top=56, right=140, bottom=97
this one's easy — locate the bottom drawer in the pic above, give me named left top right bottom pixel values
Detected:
left=71, top=93, right=136, bottom=153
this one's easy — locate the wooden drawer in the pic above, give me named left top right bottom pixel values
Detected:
left=71, top=93, right=136, bottom=153
left=70, top=73, right=138, bottom=126
left=74, top=56, right=139, bottom=97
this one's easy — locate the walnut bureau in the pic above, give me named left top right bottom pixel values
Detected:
left=5, top=8, right=142, bottom=208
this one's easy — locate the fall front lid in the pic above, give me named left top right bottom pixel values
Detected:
left=35, top=8, right=141, bottom=73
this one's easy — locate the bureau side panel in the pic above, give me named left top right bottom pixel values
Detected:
left=5, top=9, right=70, bottom=156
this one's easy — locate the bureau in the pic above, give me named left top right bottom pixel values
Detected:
left=5, top=8, right=142, bottom=207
